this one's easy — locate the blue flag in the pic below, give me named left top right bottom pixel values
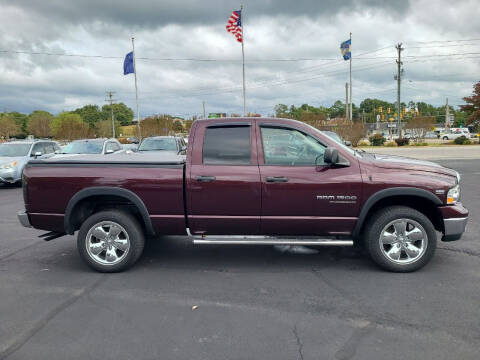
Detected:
left=340, top=39, right=351, bottom=60
left=123, top=51, right=134, bottom=75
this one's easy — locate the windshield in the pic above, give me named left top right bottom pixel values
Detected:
left=302, top=124, right=358, bottom=157
left=62, top=141, right=104, bottom=154
left=0, top=143, right=31, bottom=157
left=138, top=138, right=177, bottom=152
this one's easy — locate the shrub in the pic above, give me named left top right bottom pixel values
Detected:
left=385, top=141, right=397, bottom=147
left=395, top=138, right=410, bottom=146
left=454, top=136, right=472, bottom=145
left=357, top=140, right=370, bottom=146
left=414, top=142, right=428, bottom=146
left=369, top=133, right=386, bottom=146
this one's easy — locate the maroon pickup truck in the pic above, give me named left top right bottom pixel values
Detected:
left=18, top=117, right=468, bottom=273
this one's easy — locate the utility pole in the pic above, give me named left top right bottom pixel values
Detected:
left=395, top=43, right=404, bottom=136
left=202, top=101, right=206, bottom=119
left=345, top=83, right=349, bottom=121
left=105, top=91, right=116, bottom=138
left=445, top=98, right=450, bottom=128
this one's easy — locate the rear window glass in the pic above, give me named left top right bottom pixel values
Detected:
left=203, top=126, right=251, bottom=165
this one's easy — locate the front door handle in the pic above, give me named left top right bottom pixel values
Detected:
left=195, top=175, right=216, bottom=182
left=266, top=176, right=289, bottom=183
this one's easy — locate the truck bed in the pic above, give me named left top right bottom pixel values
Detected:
left=23, top=152, right=187, bottom=235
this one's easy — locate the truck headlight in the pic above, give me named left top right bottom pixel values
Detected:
left=447, top=184, right=460, bottom=204
left=0, top=161, right=17, bottom=170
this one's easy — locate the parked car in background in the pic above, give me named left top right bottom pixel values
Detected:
left=127, top=137, right=139, bottom=144
left=55, top=138, right=124, bottom=157
left=137, top=136, right=187, bottom=155
left=424, top=131, right=439, bottom=139
left=440, top=131, right=466, bottom=141
left=322, top=131, right=352, bottom=146
left=122, top=143, right=138, bottom=152
left=0, top=140, right=60, bottom=185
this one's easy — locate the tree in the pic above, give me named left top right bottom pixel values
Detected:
left=405, top=116, right=435, bottom=143
left=6, top=112, right=28, bottom=136
left=184, top=120, right=194, bottom=133
left=95, top=119, right=121, bottom=138
left=0, top=114, right=20, bottom=139
left=101, top=103, right=134, bottom=126
left=299, top=112, right=327, bottom=129
left=135, top=115, right=175, bottom=137
left=460, top=81, right=480, bottom=131
left=274, top=104, right=289, bottom=118
left=74, top=105, right=102, bottom=128
left=27, top=111, right=54, bottom=138
left=51, top=112, right=89, bottom=140
left=172, top=120, right=184, bottom=133
left=328, top=100, right=346, bottom=118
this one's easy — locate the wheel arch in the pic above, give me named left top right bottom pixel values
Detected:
left=64, top=187, right=155, bottom=236
left=353, top=187, right=443, bottom=239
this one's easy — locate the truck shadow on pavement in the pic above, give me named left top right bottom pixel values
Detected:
left=131, top=236, right=376, bottom=273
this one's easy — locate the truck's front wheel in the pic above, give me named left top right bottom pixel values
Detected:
left=77, top=210, right=145, bottom=272
left=364, top=206, right=436, bottom=272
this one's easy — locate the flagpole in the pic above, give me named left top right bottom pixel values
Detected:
left=132, top=37, right=141, bottom=139
left=241, top=5, right=246, bottom=116
left=349, top=32, right=352, bottom=122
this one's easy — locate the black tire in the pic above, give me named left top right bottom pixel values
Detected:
left=364, top=206, right=436, bottom=272
left=77, top=210, right=145, bottom=272
left=442, top=136, right=448, bottom=140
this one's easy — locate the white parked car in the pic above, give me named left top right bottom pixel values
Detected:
left=440, top=131, right=467, bottom=141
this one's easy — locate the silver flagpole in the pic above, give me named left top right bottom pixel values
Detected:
left=241, top=5, right=246, bottom=116
left=349, top=32, right=352, bottom=121
left=132, top=37, right=141, bottom=139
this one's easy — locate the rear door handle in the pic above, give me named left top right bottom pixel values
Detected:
left=195, top=175, right=216, bottom=182
left=266, top=176, right=289, bottom=183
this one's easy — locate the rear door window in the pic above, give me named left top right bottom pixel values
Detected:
left=203, top=126, right=251, bottom=165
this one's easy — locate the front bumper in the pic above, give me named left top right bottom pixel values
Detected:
left=439, top=203, right=469, bottom=241
left=18, top=211, right=32, bottom=228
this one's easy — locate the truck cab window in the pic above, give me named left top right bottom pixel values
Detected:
left=261, top=127, right=326, bottom=166
left=203, top=126, right=251, bottom=165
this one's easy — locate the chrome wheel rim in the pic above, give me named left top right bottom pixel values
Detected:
left=379, top=218, right=427, bottom=265
left=86, top=221, right=130, bottom=266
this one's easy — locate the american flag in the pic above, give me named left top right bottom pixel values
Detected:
left=226, top=10, right=243, bottom=43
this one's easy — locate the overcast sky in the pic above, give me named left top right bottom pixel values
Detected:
left=0, top=0, right=479, bottom=118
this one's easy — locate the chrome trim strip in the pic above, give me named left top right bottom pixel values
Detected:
left=193, top=238, right=353, bottom=246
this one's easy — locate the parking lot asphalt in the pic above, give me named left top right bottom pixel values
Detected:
left=0, top=159, right=479, bottom=360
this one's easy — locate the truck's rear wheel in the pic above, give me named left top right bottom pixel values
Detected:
left=364, top=206, right=436, bottom=272
left=77, top=210, right=145, bottom=272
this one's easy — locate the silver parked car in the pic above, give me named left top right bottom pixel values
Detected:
left=137, top=136, right=187, bottom=155
left=0, top=140, right=60, bottom=185
left=55, top=138, right=124, bottom=157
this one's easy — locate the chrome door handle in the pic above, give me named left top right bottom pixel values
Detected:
left=266, top=176, right=289, bottom=183
left=195, top=175, right=216, bottom=182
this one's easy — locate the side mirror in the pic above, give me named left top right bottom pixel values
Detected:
left=105, top=149, right=114, bottom=154
left=54, top=150, right=60, bottom=154
left=32, top=151, right=42, bottom=158
left=323, top=147, right=339, bottom=165
left=179, top=145, right=187, bottom=154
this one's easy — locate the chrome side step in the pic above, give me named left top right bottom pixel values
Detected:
left=191, top=235, right=353, bottom=246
